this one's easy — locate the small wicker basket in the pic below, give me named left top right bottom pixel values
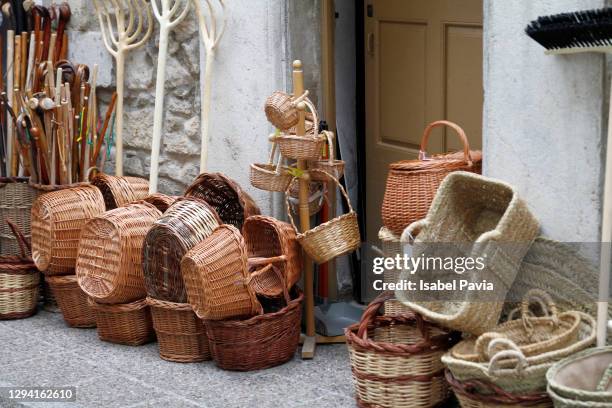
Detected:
left=46, top=275, right=96, bottom=328
left=142, top=193, right=179, bottom=213
left=250, top=141, right=292, bottom=192
left=147, top=297, right=211, bottom=363
left=309, top=131, right=345, bottom=182
left=91, top=173, right=149, bottom=210
left=264, top=90, right=314, bottom=131
left=185, top=173, right=260, bottom=230
left=0, top=177, right=37, bottom=256
left=89, top=298, right=155, bottom=346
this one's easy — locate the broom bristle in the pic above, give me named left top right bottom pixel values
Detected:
left=525, top=7, right=612, bottom=50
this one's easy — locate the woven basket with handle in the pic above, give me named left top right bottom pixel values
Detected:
left=250, top=139, right=293, bottom=192
left=91, top=173, right=149, bottom=210
left=309, top=130, right=345, bottom=182
left=345, top=292, right=462, bottom=408
left=89, top=298, right=155, bottom=346
left=264, top=90, right=315, bottom=131
left=381, top=120, right=482, bottom=235
left=46, top=274, right=96, bottom=328
left=0, top=177, right=36, bottom=256
left=288, top=179, right=325, bottom=216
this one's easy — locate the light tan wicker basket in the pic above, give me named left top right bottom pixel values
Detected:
left=309, top=130, right=345, bottom=182
left=0, top=177, right=36, bottom=256
left=250, top=141, right=292, bottom=192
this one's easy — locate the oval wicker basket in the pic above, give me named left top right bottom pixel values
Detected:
left=181, top=225, right=262, bottom=320
left=31, top=185, right=106, bottom=275
left=143, top=197, right=221, bottom=303
left=0, top=221, right=39, bottom=320
left=185, top=173, right=260, bottom=230
left=89, top=298, right=155, bottom=346
left=250, top=140, right=292, bottom=192
left=264, top=90, right=315, bottom=130
left=46, top=274, right=96, bottom=328
left=276, top=133, right=325, bottom=161
left=309, top=130, right=345, bottom=182
left=142, top=193, right=179, bottom=213
left=345, top=292, right=462, bottom=408
left=0, top=177, right=37, bottom=256
left=76, top=202, right=161, bottom=304
left=204, top=286, right=303, bottom=371
left=286, top=170, right=360, bottom=264
left=382, top=120, right=482, bottom=235
left=91, top=173, right=149, bottom=210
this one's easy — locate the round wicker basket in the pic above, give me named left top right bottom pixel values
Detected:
left=89, top=298, right=155, bottom=346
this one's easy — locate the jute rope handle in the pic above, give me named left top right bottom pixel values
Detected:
left=475, top=332, right=509, bottom=362
left=419, top=120, right=473, bottom=166
left=487, top=338, right=528, bottom=377
left=5, top=218, right=32, bottom=260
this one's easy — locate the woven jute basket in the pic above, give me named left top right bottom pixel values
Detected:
left=382, top=120, right=482, bottom=235
left=0, top=177, right=36, bottom=256
left=185, top=173, right=260, bottom=230
left=147, top=297, right=212, bottom=363
left=205, top=286, right=303, bottom=371
left=31, top=185, right=106, bottom=275
left=345, top=292, right=461, bottom=408
left=243, top=215, right=302, bottom=297
left=546, top=346, right=612, bottom=405
left=397, top=172, right=540, bottom=335
left=143, top=197, right=221, bottom=303
left=76, top=203, right=161, bottom=304
left=250, top=141, right=292, bottom=192
left=451, top=290, right=582, bottom=363
left=142, top=193, right=179, bottom=213
left=442, top=312, right=597, bottom=396
left=89, top=298, right=155, bottom=346
left=264, top=90, right=314, bottom=130
left=377, top=226, right=412, bottom=316
left=547, top=386, right=612, bottom=408
left=309, top=130, right=345, bottom=182
left=0, top=221, right=39, bottom=319
left=181, top=225, right=262, bottom=320
left=46, top=275, right=96, bottom=328
left=91, top=174, right=149, bottom=210
left=286, top=170, right=360, bottom=264
left=445, top=370, right=553, bottom=408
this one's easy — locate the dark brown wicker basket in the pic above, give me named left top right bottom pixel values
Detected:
left=204, top=286, right=303, bottom=371
left=147, top=297, right=212, bottom=363
left=89, top=298, right=155, bottom=346
left=142, top=193, right=179, bottom=213
left=185, top=173, right=260, bottom=230
left=91, top=173, right=149, bottom=210
left=46, top=275, right=96, bottom=328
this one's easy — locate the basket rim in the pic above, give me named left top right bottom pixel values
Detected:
left=389, top=150, right=483, bottom=172
left=146, top=296, right=193, bottom=311
left=0, top=176, right=30, bottom=184
left=297, top=212, right=357, bottom=240
left=46, top=274, right=79, bottom=285
left=88, top=297, right=148, bottom=312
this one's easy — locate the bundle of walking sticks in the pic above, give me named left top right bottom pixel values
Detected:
left=0, top=1, right=117, bottom=184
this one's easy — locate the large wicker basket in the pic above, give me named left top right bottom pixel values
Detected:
left=147, top=297, right=211, bottom=363
left=345, top=292, right=461, bottom=408
left=0, top=177, right=36, bottom=256
left=91, top=174, right=149, bottom=210
left=89, top=298, right=155, bottom=345
left=205, top=286, right=303, bottom=371
left=0, top=221, right=39, bottom=319
left=382, top=120, right=482, bottom=235
left=31, top=185, right=106, bottom=275
left=76, top=203, right=161, bottom=304
left=143, top=197, right=221, bottom=303
left=185, top=173, right=260, bottom=230
left=46, top=275, right=96, bottom=328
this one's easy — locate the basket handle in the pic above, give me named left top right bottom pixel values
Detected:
left=249, top=262, right=291, bottom=305
left=487, top=338, right=528, bottom=377
left=321, top=130, right=335, bottom=165
left=419, top=120, right=473, bottom=166
left=248, top=255, right=287, bottom=268
left=475, top=332, right=509, bottom=362
left=5, top=218, right=31, bottom=260
left=518, top=289, right=559, bottom=333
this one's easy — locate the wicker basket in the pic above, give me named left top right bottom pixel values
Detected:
left=0, top=177, right=36, bottom=256
left=378, top=226, right=412, bottom=316
left=288, top=180, right=325, bottom=216
left=396, top=172, right=540, bottom=335
left=309, top=130, right=345, bottom=182
left=31, top=185, right=106, bottom=275
left=264, top=90, right=314, bottom=130
left=547, top=386, right=612, bottom=408
left=250, top=141, right=292, bottom=192
left=89, top=298, right=155, bottom=345
left=46, top=275, right=96, bottom=328
left=345, top=292, right=461, bottom=408
left=286, top=170, right=360, bottom=264
left=91, top=173, right=149, bottom=210
left=546, top=347, right=612, bottom=405
left=205, top=286, right=303, bottom=371
left=147, top=297, right=211, bottom=363
left=276, top=132, right=325, bottom=161
left=185, top=173, right=260, bottom=230
left=0, top=221, right=39, bottom=319
left=76, top=203, right=161, bottom=304
left=181, top=225, right=262, bottom=320
left=382, top=120, right=482, bottom=235
left=142, top=193, right=178, bottom=213
left=143, top=197, right=221, bottom=303
left=243, top=215, right=302, bottom=297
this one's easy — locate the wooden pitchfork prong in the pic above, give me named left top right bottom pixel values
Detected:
left=125, top=0, right=153, bottom=49
left=94, top=0, right=119, bottom=54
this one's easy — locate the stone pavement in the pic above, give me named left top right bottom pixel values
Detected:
left=0, top=311, right=354, bottom=408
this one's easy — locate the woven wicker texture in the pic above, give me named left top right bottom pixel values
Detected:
left=381, top=120, right=482, bottom=235
left=264, top=91, right=314, bottom=130
left=442, top=312, right=596, bottom=395
left=205, top=286, right=303, bottom=371
left=309, top=130, right=345, bottom=182
left=243, top=215, right=302, bottom=295
left=345, top=292, right=461, bottom=408
left=397, top=171, right=540, bottom=335
left=29, top=181, right=89, bottom=193
left=286, top=170, right=360, bottom=264
left=0, top=177, right=37, bottom=256
left=142, top=193, right=179, bottom=213
left=46, top=275, right=96, bottom=327
left=250, top=141, right=292, bottom=192
left=185, top=173, right=260, bottom=230
left=546, top=346, right=612, bottom=405
left=0, top=221, right=39, bottom=319
left=377, top=227, right=412, bottom=316
left=76, top=203, right=161, bottom=304
left=31, top=185, right=106, bottom=275
left=91, top=173, right=149, bottom=210
left=147, top=297, right=211, bottom=363
left=288, top=180, right=325, bottom=216
left=143, top=197, right=221, bottom=302
left=276, top=132, right=325, bottom=161
left=89, top=298, right=155, bottom=345
left=181, top=225, right=262, bottom=320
